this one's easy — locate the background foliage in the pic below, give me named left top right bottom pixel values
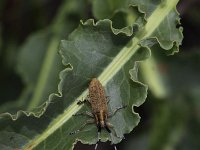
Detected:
left=0, top=0, right=199, bottom=150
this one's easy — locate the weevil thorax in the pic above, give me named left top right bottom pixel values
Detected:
left=89, top=78, right=108, bottom=127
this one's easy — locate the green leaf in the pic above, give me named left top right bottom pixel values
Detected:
left=0, top=0, right=88, bottom=119
left=22, top=19, right=149, bottom=150
left=139, top=53, right=169, bottom=99
left=93, top=0, right=183, bottom=54
left=0, top=0, right=182, bottom=149
left=0, top=29, right=64, bottom=120
left=0, top=19, right=149, bottom=150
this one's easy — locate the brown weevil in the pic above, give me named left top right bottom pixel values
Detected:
left=70, top=78, right=126, bottom=150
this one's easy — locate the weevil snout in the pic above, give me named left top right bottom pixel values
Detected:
left=100, top=121, right=105, bottom=128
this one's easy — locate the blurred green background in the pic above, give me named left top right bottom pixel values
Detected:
left=0, top=0, right=200, bottom=150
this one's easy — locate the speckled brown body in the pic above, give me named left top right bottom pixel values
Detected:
left=88, top=78, right=108, bottom=127
left=89, top=78, right=108, bottom=113
left=71, top=78, right=126, bottom=149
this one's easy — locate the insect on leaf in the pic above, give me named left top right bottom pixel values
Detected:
left=21, top=19, right=149, bottom=149
left=0, top=0, right=182, bottom=150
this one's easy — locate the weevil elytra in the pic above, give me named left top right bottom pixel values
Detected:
left=70, top=78, right=126, bottom=150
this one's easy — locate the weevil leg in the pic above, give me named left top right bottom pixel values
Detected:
left=106, top=122, right=124, bottom=139
left=73, top=111, right=93, bottom=118
left=77, top=95, right=91, bottom=105
left=95, top=123, right=102, bottom=150
left=106, top=96, right=110, bottom=104
left=108, top=105, right=127, bottom=118
left=77, top=99, right=88, bottom=105
left=97, top=123, right=102, bottom=139
left=105, top=122, right=124, bottom=150
left=95, top=143, right=98, bottom=150
left=69, top=119, right=95, bottom=135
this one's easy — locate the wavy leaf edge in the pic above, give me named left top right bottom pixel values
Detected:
left=0, top=0, right=182, bottom=120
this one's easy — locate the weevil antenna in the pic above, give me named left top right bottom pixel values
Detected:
left=69, top=120, right=94, bottom=135
left=95, top=123, right=101, bottom=150
left=109, top=133, right=118, bottom=150
left=95, top=132, right=101, bottom=150
left=95, top=143, right=98, bottom=150
left=114, top=145, right=117, bottom=150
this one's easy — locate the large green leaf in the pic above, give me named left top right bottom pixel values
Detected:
left=93, top=0, right=183, bottom=55
left=0, top=19, right=148, bottom=150
left=0, top=28, right=63, bottom=117
left=0, top=0, right=182, bottom=149
left=0, top=0, right=88, bottom=119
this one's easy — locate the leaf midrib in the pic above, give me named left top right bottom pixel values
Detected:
left=24, top=0, right=179, bottom=149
